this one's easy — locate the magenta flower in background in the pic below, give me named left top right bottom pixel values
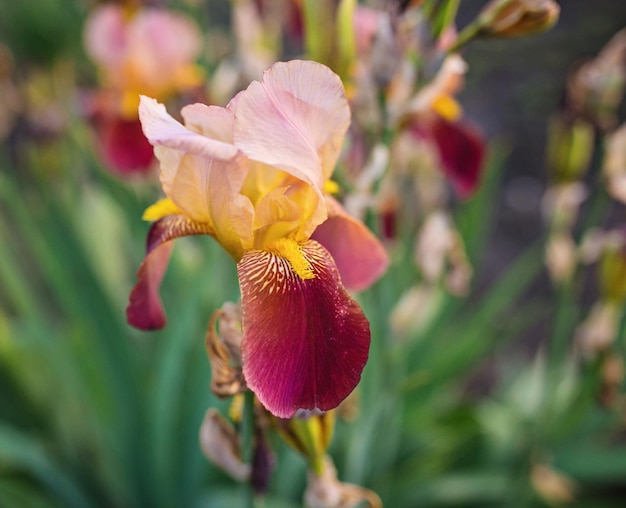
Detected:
left=407, top=55, right=486, bottom=198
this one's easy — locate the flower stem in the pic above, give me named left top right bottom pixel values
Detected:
left=447, top=21, right=482, bottom=54
left=242, top=390, right=256, bottom=508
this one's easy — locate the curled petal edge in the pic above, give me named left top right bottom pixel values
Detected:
left=127, top=215, right=213, bottom=330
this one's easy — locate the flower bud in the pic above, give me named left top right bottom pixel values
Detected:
left=604, top=122, right=626, bottom=204
left=545, top=232, right=577, bottom=285
left=477, top=0, right=560, bottom=38
left=545, top=114, right=595, bottom=185
left=271, top=410, right=335, bottom=474
left=567, top=29, right=626, bottom=131
left=599, top=232, right=626, bottom=303
left=575, top=301, right=621, bottom=357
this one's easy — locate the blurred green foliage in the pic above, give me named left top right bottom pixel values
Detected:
left=2, top=0, right=626, bottom=507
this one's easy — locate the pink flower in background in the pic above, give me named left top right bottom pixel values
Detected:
left=83, top=4, right=203, bottom=175
left=127, top=60, right=388, bottom=418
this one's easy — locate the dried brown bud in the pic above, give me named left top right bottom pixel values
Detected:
left=205, top=303, right=246, bottom=397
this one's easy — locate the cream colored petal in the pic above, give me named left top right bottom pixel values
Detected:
left=139, top=97, right=254, bottom=254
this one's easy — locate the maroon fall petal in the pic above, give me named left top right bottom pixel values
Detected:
left=127, top=239, right=173, bottom=330
left=427, top=117, right=485, bottom=199
left=127, top=215, right=214, bottom=330
left=100, top=116, right=155, bottom=174
left=238, top=240, right=371, bottom=418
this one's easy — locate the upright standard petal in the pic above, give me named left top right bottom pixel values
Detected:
left=127, top=215, right=213, bottom=330
left=232, top=60, right=351, bottom=187
left=238, top=240, right=370, bottom=418
left=312, top=196, right=388, bottom=291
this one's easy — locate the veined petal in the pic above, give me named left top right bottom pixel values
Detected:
left=238, top=240, right=370, bottom=418
left=312, top=196, right=388, bottom=291
left=127, top=215, right=213, bottom=330
left=232, top=60, right=350, bottom=187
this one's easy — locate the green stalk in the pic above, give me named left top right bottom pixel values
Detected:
left=242, top=390, right=256, bottom=508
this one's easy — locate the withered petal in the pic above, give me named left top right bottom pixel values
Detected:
left=237, top=240, right=370, bottom=418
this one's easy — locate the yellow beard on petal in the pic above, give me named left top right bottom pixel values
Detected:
left=266, top=238, right=316, bottom=280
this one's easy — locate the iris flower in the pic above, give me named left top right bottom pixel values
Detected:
left=127, top=60, right=388, bottom=418
left=83, top=4, right=203, bottom=173
left=405, top=55, right=485, bottom=198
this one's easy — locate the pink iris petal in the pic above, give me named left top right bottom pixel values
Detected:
left=238, top=240, right=370, bottom=418
left=181, top=103, right=235, bottom=143
left=232, top=60, right=351, bottom=188
left=84, top=5, right=201, bottom=89
left=127, top=215, right=213, bottom=330
left=83, top=5, right=127, bottom=70
left=426, top=117, right=485, bottom=199
left=312, top=196, right=388, bottom=291
left=139, top=96, right=239, bottom=162
left=99, top=116, right=154, bottom=174
left=132, top=9, right=201, bottom=72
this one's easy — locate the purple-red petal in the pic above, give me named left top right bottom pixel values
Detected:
left=127, top=215, right=213, bottom=330
left=238, top=240, right=371, bottom=418
left=100, top=116, right=155, bottom=174
left=127, top=238, right=173, bottom=330
left=421, top=117, right=485, bottom=199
